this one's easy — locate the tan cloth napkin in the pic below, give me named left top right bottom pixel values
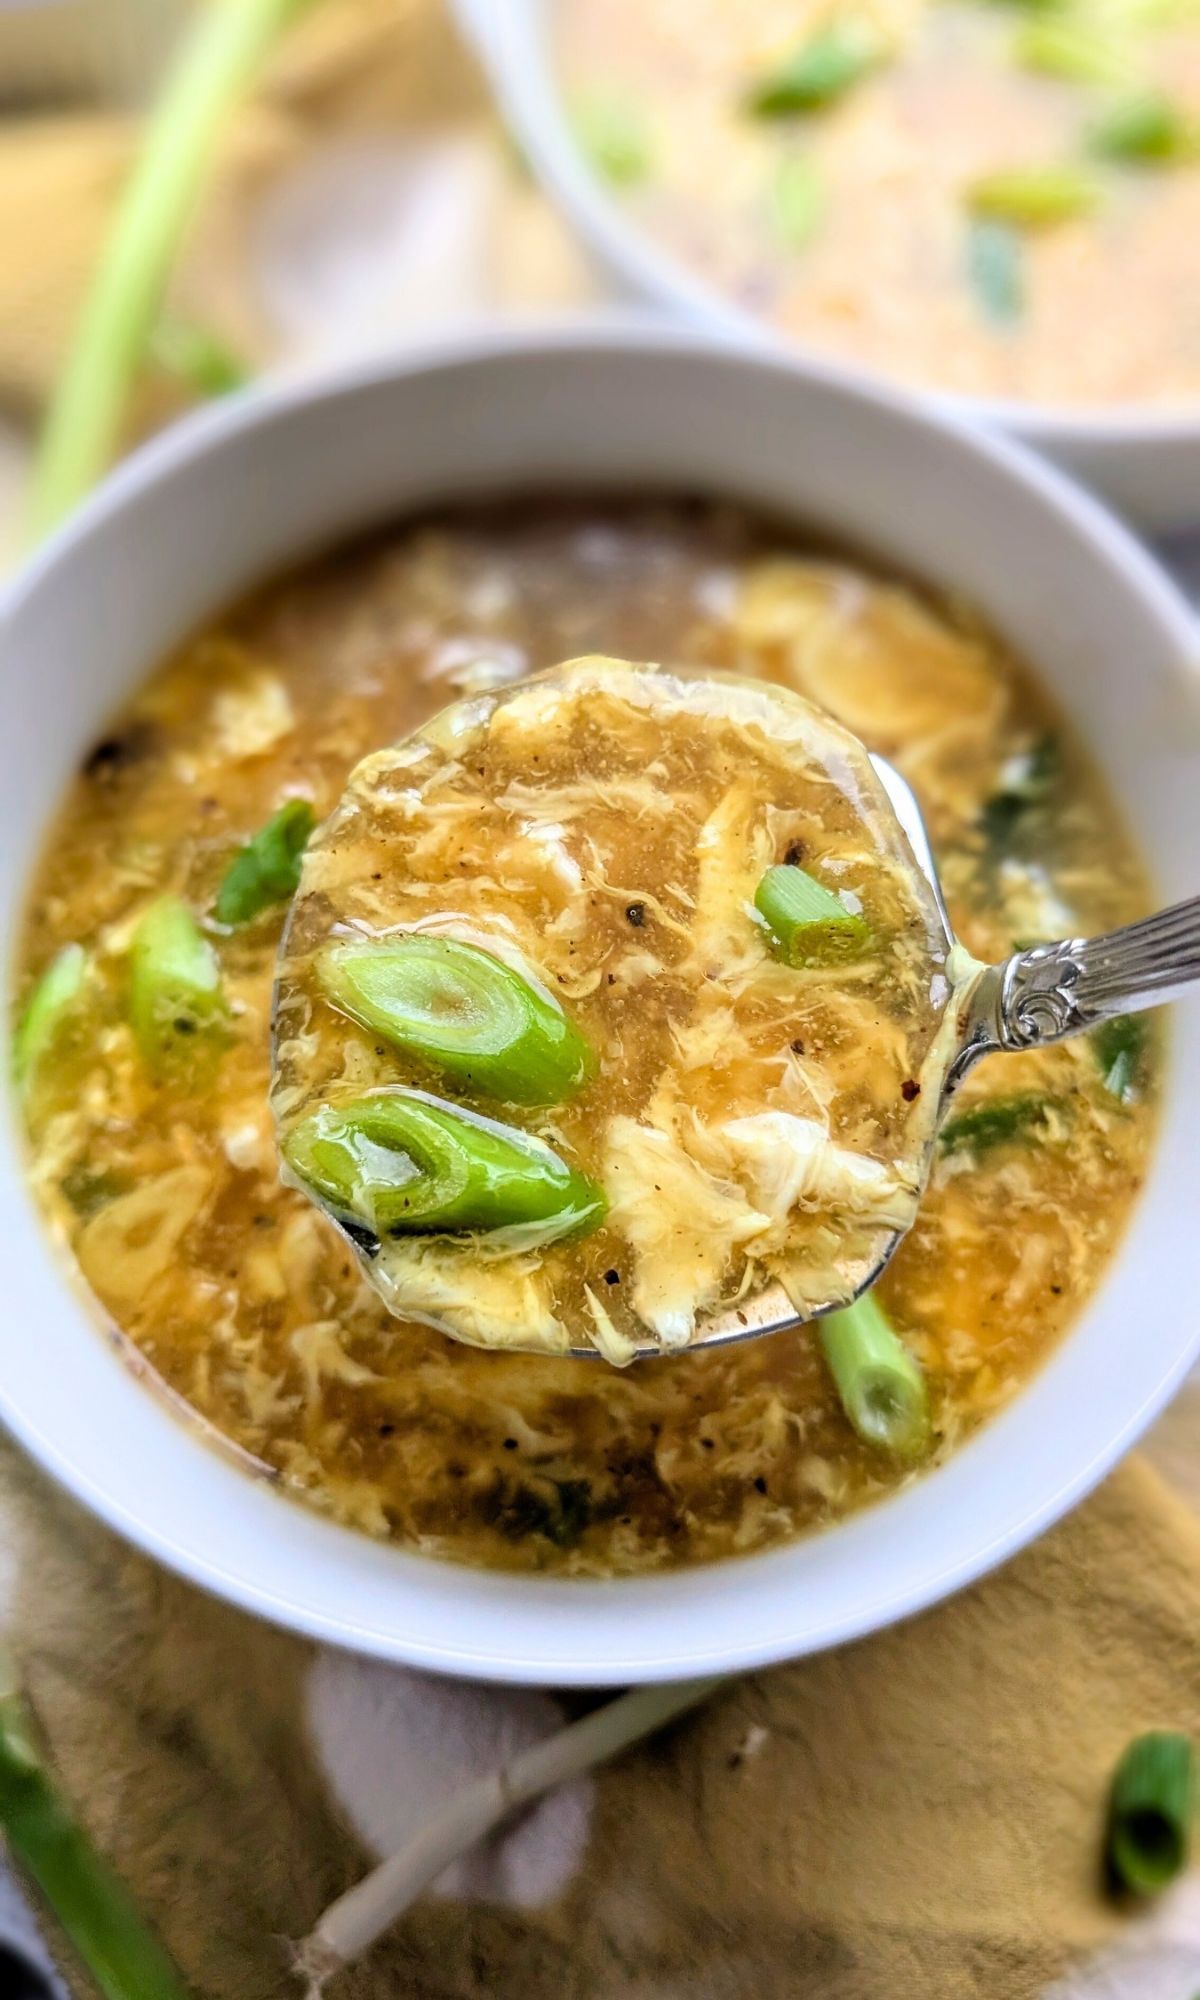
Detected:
left=5, top=1441, right=1200, bottom=1999
left=2, top=6, right=1199, bottom=1997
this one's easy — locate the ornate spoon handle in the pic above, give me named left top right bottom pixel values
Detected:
left=949, top=896, right=1200, bottom=1084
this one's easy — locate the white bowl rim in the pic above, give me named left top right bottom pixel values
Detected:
left=466, top=0, right=1200, bottom=456
left=2, top=315, right=1199, bottom=1685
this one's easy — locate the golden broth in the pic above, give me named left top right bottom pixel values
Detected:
left=15, top=501, right=1157, bottom=1574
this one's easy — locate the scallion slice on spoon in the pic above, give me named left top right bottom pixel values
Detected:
left=819, top=1292, right=932, bottom=1459
left=282, top=1087, right=606, bottom=1242
left=318, top=934, right=596, bottom=1105
left=754, top=863, right=870, bottom=965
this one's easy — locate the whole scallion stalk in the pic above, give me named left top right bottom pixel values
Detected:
left=0, top=1651, right=193, bottom=2000
left=819, top=1291, right=931, bottom=1459
left=30, top=0, right=318, bottom=539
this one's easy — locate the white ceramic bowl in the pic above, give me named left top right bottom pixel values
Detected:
left=2, top=323, right=1198, bottom=1685
left=453, top=0, right=1200, bottom=533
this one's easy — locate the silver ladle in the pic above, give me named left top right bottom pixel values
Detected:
left=598, top=755, right=1199, bottom=1361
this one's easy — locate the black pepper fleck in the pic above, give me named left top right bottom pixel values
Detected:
left=753, top=1477, right=767, bottom=1495
left=503, top=1437, right=518, bottom=1451
left=604, top=1269, right=620, bottom=1285
left=625, top=902, right=646, bottom=927
left=791, top=1038, right=805, bottom=1055
left=784, top=842, right=806, bottom=866
left=901, top=1079, right=921, bottom=1102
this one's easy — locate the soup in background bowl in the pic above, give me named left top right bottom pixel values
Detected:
left=1, top=326, right=1196, bottom=1681
left=458, top=0, right=1200, bottom=528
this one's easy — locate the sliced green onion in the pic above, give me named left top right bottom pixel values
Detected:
left=30, top=0, right=317, bottom=538
left=1106, top=1731, right=1194, bottom=1894
left=13, top=943, right=88, bottom=1100
left=1092, top=1013, right=1150, bottom=1102
left=569, top=89, right=653, bottom=186
left=754, top=864, right=870, bottom=965
left=967, top=218, right=1025, bottom=325
left=820, top=1292, right=931, bottom=1460
left=967, top=165, right=1101, bottom=228
left=747, top=20, right=882, bottom=115
left=0, top=1657, right=193, bottom=2000
left=213, top=798, right=315, bottom=926
left=980, top=732, right=1061, bottom=839
left=148, top=315, right=250, bottom=398
left=319, top=935, right=596, bottom=1105
left=769, top=154, right=826, bottom=250
left=1089, top=92, right=1196, bottom=162
left=283, top=1088, right=607, bottom=1241
left=1013, top=17, right=1130, bottom=82
left=129, top=897, right=225, bottom=1071
left=939, top=1091, right=1056, bottom=1155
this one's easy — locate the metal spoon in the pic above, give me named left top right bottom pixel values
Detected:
left=589, top=755, right=1200, bottom=1361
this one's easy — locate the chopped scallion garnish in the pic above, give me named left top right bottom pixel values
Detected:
left=13, top=943, right=88, bottom=1100
left=1089, top=92, right=1196, bottom=162
left=967, top=166, right=1101, bottom=228
left=129, top=897, right=225, bottom=1072
left=769, top=154, right=826, bottom=250
left=1106, top=1731, right=1194, bottom=1894
left=754, top=864, right=869, bottom=966
left=213, top=798, right=315, bottom=926
left=148, top=316, right=250, bottom=399
left=319, top=934, right=596, bottom=1105
left=746, top=20, right=882, bottom=115
left=939, top=1092, right=1056, bottom=1156
left=820, top=1292, right=931, bottom=1460
left=1013, top=17, right=1129, bottom=83
left=967, top=218, right=1025, bottom=325
left=570, top=89, right=653, bottom=186
left=283, top=1088, right=606, bottom=1241
left=1092, top=1013, right=1149, bottom=1102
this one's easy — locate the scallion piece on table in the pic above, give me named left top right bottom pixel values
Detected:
left=939, top=1091, right=1055, bottom=1156
left=1092, top=1013, right=1149, bottom=1102
left=747, top=20, right=882, bottom=115
left=1106, top=1731, right=1194, bottom=1894
left=967, top=218, right=1025, bottom=325
left=12, top=943, right=88, bottom=1099
left=967, top=166, right=1101, bottom=228
left=213, top=797, right=315, bottom=926
left=769, top=154, right=826, bottom=250
left=148, top=315, right=250, bottom=399
left=1089, top=92, right=1195, bottom=162
left=1013, top=18, right=1130, bottom=83
left=0, top=1654, right=193, bottom=2000
left=569, top=89, right=653, bottom=186
left=319, top=934, right=596, bottom=1105
left=129, top=897, right=225, bottom=1071
left=283, top=1088, right=607, bottom=1241
left=754, top=864, right=870, bottom=966
left=819, top=1292, right=931, bottom=1460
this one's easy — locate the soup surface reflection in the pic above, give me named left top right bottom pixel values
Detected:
left=16, top=502, right=1158, bottom=1574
